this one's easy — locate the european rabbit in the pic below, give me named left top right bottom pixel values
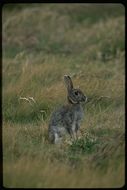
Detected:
left=48, top=75, right=87, bottom=144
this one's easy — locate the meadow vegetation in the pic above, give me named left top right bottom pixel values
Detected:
left=2, top=3, right=125, bottom=188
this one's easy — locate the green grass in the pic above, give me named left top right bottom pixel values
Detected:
left=2, top=3, right=125, bottom=188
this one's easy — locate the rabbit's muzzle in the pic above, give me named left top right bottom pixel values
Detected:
left=82, top=95, right=87, bottom=103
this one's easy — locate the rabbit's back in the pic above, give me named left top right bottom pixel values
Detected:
left=49, top=105, right=73, bottom=137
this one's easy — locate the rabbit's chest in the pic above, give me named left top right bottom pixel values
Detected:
left=74, top=105, right=84, bottom=121
left=71, top=106, right=84, bottom=128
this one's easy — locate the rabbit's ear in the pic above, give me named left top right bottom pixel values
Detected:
left=64, top=75, right=73, bottom=92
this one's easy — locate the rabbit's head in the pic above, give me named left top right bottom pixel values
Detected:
left=64, top=75, right=87, bottom=104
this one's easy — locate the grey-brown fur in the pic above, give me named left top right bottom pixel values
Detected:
left=48, top=75, right=87, bottom=144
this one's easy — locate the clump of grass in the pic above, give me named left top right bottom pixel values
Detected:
left=69, top=133, right=99, bottom=154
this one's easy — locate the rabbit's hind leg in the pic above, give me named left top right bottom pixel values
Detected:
left=48, top=126, right=59, bottom=144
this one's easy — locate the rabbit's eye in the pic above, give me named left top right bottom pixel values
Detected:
left=74, top=91, right=79, bottom=96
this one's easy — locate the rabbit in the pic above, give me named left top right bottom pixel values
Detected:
left=48, top=75, right=87, bottom=144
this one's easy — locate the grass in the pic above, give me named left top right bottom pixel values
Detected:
left=2, top=3, right=125, bottom=188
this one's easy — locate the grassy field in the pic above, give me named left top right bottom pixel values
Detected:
left=2, top=3, right=125, bottom=188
